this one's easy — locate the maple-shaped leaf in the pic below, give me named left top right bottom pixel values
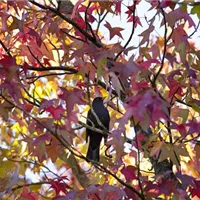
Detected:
left=31, top=134, right=50, bottom=163
left=109, top=54, right=141, bottom=80
left=114, top=1, right=121, bottom=14
left=139, top=25, right=155, bottom=46
left=160, top=0, right=172, bottom=9
left=176, top=171, right=195, bottom=190
left=20, top=186, right=38, bottom=200
left=71, top=0, right=83, bottom=19
left=0, top=55, right=16, bottom=69
left=45, top=105, right=65, bottom=120
left=106, top=128, right=126, bottom=164
left=150, top=141, right=164, bottom=158
left=32, top=133, right=51, bottom=146
left=47, top=138, right=64, bottom=163
left=124, top=187, right=139, bottom=200
left=165, top=7, right=195, bottom=28
left=77, top=4, right=97, bottom=23
left=140, top=59, right=160, bottom=69
left=104, top=21, right=124, bottom=40
left=58, top=87, right=85, bottom=115
left=27, top=28, right=43, bottom=47
left=0, top=168, right=19, bottom=198
left=132, top=132, right=146, bottom=150
left=50, top=179, right=68, bottom=195
left=190, top=180, right=200, bottom=198
left=123, top=89, right=169, bottom=129
left=87, top=184, right=126, bottom=200
left=121, top=165, right=137, bottom=182
left=187, top=121, right=200, bottom=134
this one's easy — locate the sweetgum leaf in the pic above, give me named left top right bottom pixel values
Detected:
left=121, top=165, right=137, bottom=182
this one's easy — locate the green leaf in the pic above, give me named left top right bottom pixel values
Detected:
left=97, top=57, right=106, bottom=80
left=192, top=103, right=200, bottom=114
left=179, top=108, right=189, bottom=123
left=177, top=42, right=186, bottom=63
left=191, top=5, right=200, bottom=19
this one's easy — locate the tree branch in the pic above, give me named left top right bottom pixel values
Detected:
left=0, top=94, right=143, bottom=199
left=114, top=1, right=137, bottom=61
left=28, top=0, right=103, bottom=48
left=153, top=6, right=168, bottom=85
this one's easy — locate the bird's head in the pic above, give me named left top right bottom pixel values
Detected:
left=93, top=97, right=103, bottom=103
left=92, top=97, right=104, bottom=107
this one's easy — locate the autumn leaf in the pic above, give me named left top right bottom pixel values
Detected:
left=150, top=141, right=164, bottom=158
left=0, top=1, right=199, bottom=199
left=104, top=21, right=124, bottom=40
left=50, top=179, right=68, bottom=195
left=191, top=4, right=200, bottom=19
left=20, top=187, right=39, bottom=200
left=121, top=165, right=137, bottom=182
left=59, top=88, right=85, bottom=115
left=194, top=143, right=200, bottom=161
left=45, top=105, right=65, bottom=120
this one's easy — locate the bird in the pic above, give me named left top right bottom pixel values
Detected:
left=86, top=97, right=110, bottom=162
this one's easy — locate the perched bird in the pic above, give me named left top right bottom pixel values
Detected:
left=86, top=97, right=110, bottom=162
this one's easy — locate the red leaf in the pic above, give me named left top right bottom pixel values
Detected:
left=104, top=21, right=124, bottom=40
left=109, top=54, right=140, bottom=79
left=27, top=28, right=42, bottom=47
left=140, top=59, right=160, bottom=69
left=20, top=187, right=38, bottom=200
left=45, top=105, right=65, bottom=120
left=123, top=90, right=168, bottom=128
left=151, top=0, right=172, bottom=8
left=115, top=1, right=121, bottom=14
left=121, top=165, right=137, bottom=182
left=50, top=180, right=68, bottom=195
left=168, top=80, right=183, bottom=98
left=132, top=132, right=146, bottom=150
left=165, top=8, right=195, bottom=28
left=43, top=58, right=51, bottom=66
left=190, top=180, right=200, bottom=198
left=32, top=134, right=51, bottom=146
left=0, top=55, right=16, bottom=69
left=71, top=0, right=83, bottom=19
left=59, top=88, right=85, bottom=114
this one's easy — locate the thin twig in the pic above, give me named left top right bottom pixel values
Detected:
left=0, top=94, right=143, bottom=199
left=132, top=117, right=145, bottom=200
left=189, top=20, right=200, bottom=38
left=114, top=1, right=137, bottom=61
left=0, top=40, right=12, bottom=56
left=28, top=0, right=102, bottom=48
left=153, top=6, right=168, bottom=85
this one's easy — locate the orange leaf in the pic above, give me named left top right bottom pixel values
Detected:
left=150, top=141, right=164, bottom=158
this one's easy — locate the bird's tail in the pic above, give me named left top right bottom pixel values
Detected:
left=86, top=145, right=100, bottom=162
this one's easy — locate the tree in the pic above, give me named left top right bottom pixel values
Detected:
left=0, top=0, right=199, bottom=199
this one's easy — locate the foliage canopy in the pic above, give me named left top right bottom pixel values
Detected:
left=0, top=0, right=200, bottom=199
